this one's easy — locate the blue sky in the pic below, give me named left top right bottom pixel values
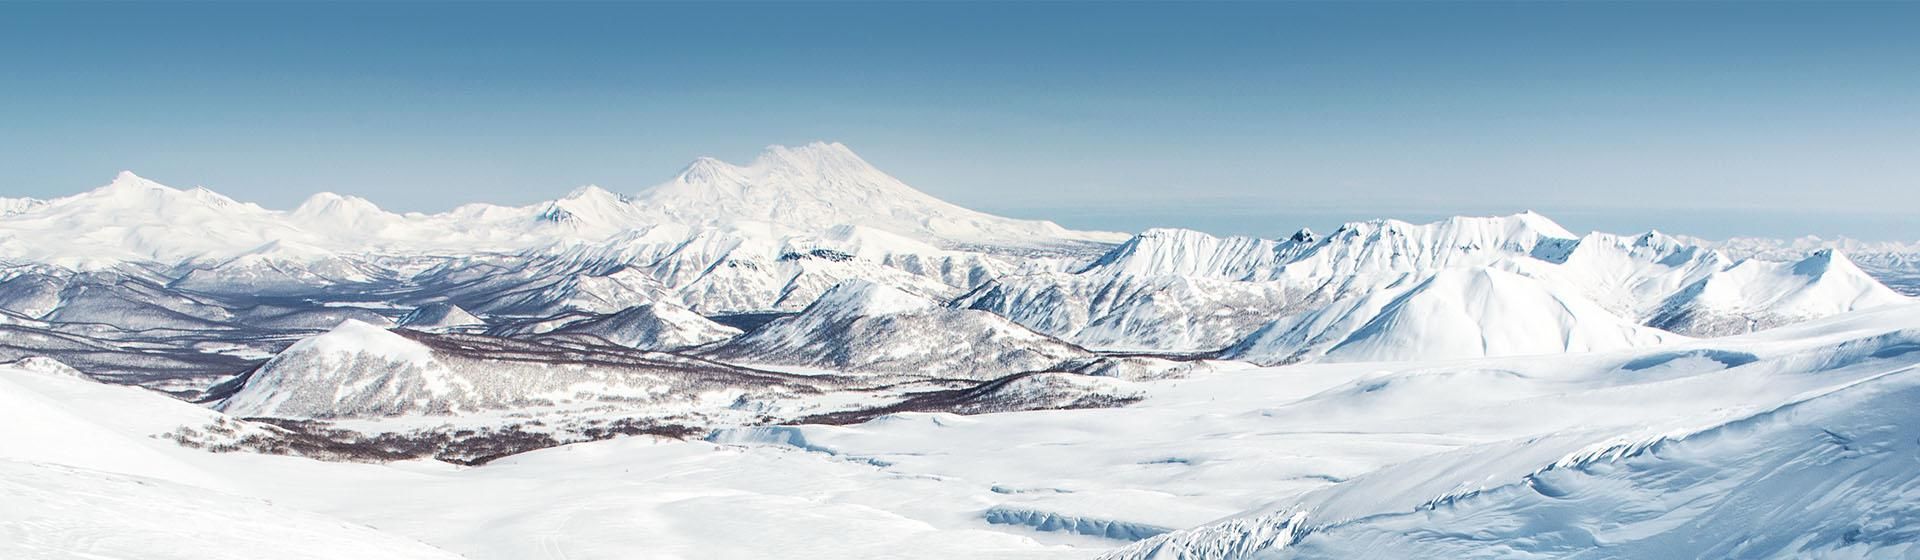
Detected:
left=2, top=2, right=1915, bottom=240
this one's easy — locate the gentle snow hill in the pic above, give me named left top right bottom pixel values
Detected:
left=1228, top=267, right=1682, bottom=364
left=0, top=357, right=259, bottom=489
left=0, top=460, right=468, bottom=560
left=707, top=280, right=1093, bottom=379
left=1674, top=234, right=1920, bottom=296
left=0, top=358, right=467, bottom=560
left=1649, top=249, right=1910, bottom=336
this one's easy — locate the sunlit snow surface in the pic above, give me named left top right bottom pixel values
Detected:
left=6, top=304, right=1920, bottom=559
left=3, top=143, right=1918, bottom=558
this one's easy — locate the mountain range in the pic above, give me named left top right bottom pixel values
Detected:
left=4, top=142, right=1919, bottom=559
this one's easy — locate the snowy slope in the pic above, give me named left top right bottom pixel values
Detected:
left=687, top=304, right=1920, bottom=559
left=1271, top=369, right=1920, bottom=558
left=0, top=460, right=466, bottom=560
left=218, top=319, right=835, bottom=418
left=1095, top=304, right=1920, bottom=559
left=12, top=304, right=1920, bottom=559
left=0, top=358, right=235, bottom=487
left=1649, top=249, right=1909, bottom=335
left=1228, top=267, right=1681, bottom=364
left=0, top=358, right=473, bottom=560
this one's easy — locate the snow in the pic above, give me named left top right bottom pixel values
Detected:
left=1230, top=267, right=1681, bottom=363
left=1649, top=249, right=1909, bottom=335
left=553, top=302, right=741, bottom=350
left=707, top=280, right=1092, bottom=379
left=967, top=212, right=1909, bottom=355
left=637, top=142, right=1124, bottom=247
left=300, top=319, right=437, bottom=364
left=5, top=144, right=1920, bottom=559
left=0, top=460, right=466, bottom=560
left=0, top=144, right=1120, bottom=271
left=396, top=302, right=487, bottom=331
left=8, top=302, right=1920, bottom=559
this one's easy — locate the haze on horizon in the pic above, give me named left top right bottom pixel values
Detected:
left=2, top=2, right=1915, bottom=240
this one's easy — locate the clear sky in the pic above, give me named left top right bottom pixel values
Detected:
left=2, top=2, right=1915, bottom=240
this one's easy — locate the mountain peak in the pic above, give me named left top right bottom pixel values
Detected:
left=636, top=142, right=1120, bottom=247
left=562, top=184, right=623, bottom=202
left=291, top=192, right=392, bottom=228
left=295, top=319, right=435, bottom=364
left=752, top=141, right=870, bottom=173
left=673, top=156, right=745, bottom=186
left=806, top=280, right=938, bottom=318
left=1792, top=248, right=1851, bottom=277
left=98, top=170, right=176, bottom=195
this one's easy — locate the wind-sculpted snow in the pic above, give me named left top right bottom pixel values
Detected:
left=1099, top=305, right=1920, bottom=560
left=707, top=280, right=1093, bottom=379
left=984, top=505, right=1173, bottom=541
left=1241, top=368, right=1920, bottom=559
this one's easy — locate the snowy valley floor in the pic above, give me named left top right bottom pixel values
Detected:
left=7, top=304, right=1920, bottom=559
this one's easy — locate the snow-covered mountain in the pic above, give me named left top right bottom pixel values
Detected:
left=0, top=144, right=1119, bottom=274
left=707, top=280, right=1093, bottom=379
left=1227, top=267, right=1681, bottom=363
left=4, top=143, right=1919, bottom=560
left=1648, top=248, right=1909, bottom=335
left=968, top=213, right=1908, bottom=360
left=217, top=320, right=818, bottom=418
left=548, top=302, right=742, bottom=351
left=636, top=142, right=1123, bottom=247
left=395, top=302, right=487, bottom=332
